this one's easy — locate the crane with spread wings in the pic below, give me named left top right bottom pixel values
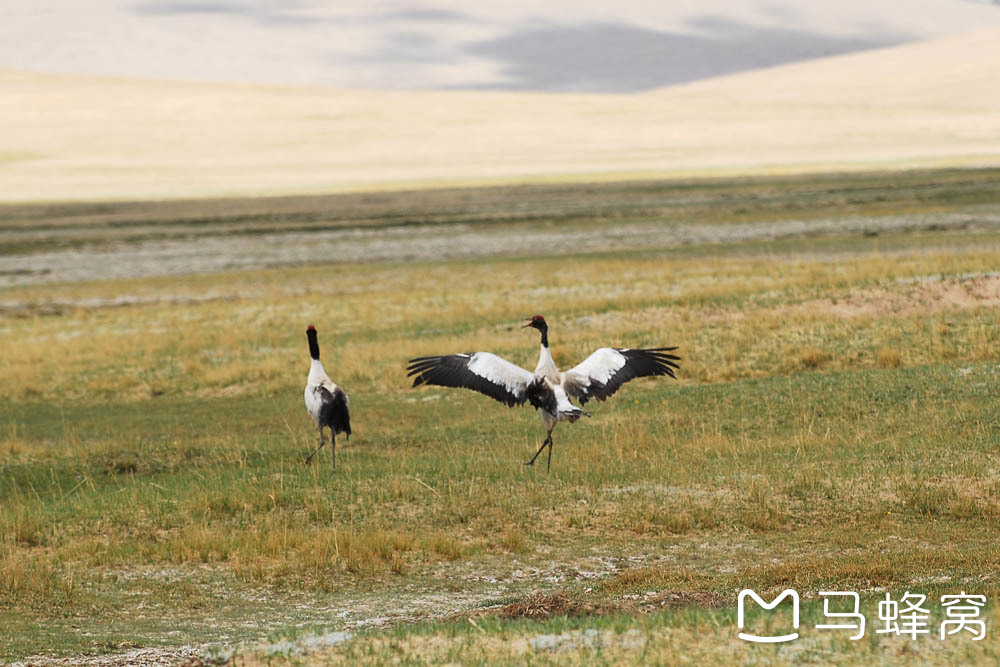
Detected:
left=407, top=315, right=679, bottom=471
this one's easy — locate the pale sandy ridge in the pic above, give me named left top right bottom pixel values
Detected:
left=2, top=28, right=999, bottom=203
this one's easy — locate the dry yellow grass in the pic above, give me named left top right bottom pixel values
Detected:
left=2, top=29, right=1000, bottom=202
left=3, top=249, right=999, bottom=404
left=876, top=347, right=903, bottom=369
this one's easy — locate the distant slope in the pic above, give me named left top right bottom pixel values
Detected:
left=1, top=28, right=999, bottom=202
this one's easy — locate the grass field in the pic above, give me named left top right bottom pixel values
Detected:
left=2, top=169, right=1000, bottom=664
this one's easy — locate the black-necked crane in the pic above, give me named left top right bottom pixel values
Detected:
left=304, top=325, right=351, bottom=468
left=406, top=315, right=680, bottom=471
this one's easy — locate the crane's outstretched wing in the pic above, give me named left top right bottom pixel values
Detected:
left=407, top=352, right=535, bottom=407
left=562, top=347, right=680, bottom=406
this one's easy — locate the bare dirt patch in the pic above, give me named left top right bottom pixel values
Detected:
left=607, top=271, right=1000, bottom=331
left=10, top=647, right=203, bottom=667
left=456, top=587, right=727, bottom=623
left=795, top=272, right=1000, bottom=319
left=494, top=591, right=613, bottom=620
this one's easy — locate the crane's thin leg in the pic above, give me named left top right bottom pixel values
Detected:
left=306, top=429, right=325, bottom=465
left=525, top=431, right=553, bottom=467
left=331, top=435, right=336, bottom=470
left=546, top=434, right=554, bottom=472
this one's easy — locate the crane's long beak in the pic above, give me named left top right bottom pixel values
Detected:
left=521, top=321, right=533, bottom=328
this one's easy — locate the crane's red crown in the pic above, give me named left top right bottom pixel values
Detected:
left=307, top=325, right=316, bottom=332
left=531, top=314, right=545, bottom=322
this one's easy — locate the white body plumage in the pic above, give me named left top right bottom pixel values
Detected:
left=305, top=359, right=348, bottom=426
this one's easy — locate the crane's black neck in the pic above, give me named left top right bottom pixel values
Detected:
left=307, top=329, right=320, bottom=360
left=537, top=324, right=549, bottom=348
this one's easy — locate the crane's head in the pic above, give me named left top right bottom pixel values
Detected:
left=306, top=325, right=316, bottom=333
left=522, top=314, right=547, bottom=330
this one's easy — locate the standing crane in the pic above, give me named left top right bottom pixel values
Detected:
left=304, top=325, right=351, bottom=468
left=406, top=315, right=679, bottom=471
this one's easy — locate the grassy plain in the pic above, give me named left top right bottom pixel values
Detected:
left=2, top=169, right=1000, bottom=663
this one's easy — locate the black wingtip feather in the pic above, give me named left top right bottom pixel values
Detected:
left=565, top=346, right=681, bottom=404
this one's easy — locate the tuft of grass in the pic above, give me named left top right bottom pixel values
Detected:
left=876, top=346, right=903, bottom=368
left=421, top=533, right=468, bottom=562
left=784, top=465, right=833, bottom=501
left=627, top=500, right=719, bottom=535
left=798, top=346, right=830, bottom=370
left=498, top=526, right=532, bottom=554
left=742, top=478, right=788, bottom=532
left=0, top=546, right=81, bottom=609
left=494, top=591, right=608, bottom=619
left=897, top=482, right=958, bottom=517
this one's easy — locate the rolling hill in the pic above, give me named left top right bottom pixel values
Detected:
left=1, top=27, right=999, bottom=202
